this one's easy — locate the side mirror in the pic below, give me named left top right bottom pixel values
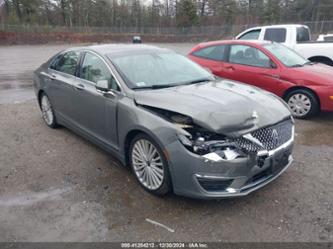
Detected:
left=96, top=80, right=109, bottom=92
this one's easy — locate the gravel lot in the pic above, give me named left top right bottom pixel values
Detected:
left=0, top=44, right=332, bottom=242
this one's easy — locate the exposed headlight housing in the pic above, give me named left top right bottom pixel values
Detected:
left=139, top=105, right=247, bottom=161
left=177, top=131, right=245, bottom=161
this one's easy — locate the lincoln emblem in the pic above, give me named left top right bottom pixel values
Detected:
left=272, top=129, right=279, bottom=146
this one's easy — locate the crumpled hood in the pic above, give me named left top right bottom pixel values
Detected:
left=134, top=79, right=291, bottom=137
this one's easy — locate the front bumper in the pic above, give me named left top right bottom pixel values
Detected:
left=311, top=86, right=333, bottom=112
left=165, top=139, right=293, bottom=199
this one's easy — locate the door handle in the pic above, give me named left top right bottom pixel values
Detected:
left=263, top=74, right=280, bottom=79
left=225, top=65, right=235, bottom=70
left=75, top=83, right=85, bottom=90
left=48, top=73, right=57, bottom=80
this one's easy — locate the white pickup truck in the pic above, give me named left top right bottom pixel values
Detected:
left=236, top=24, right=333, bottom=66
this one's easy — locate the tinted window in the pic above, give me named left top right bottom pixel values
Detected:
left=229, top=45, right=271, bottom=68
left=192, top=45, right=227, bottom=61
left=51, top=51, right=79, bottom=76
left=296, top=27, right=310, bottom=42
left=80, top=52, right=119, bottom=91
left=238, top=30, right=261, bottom=40
left=264, top=28, right=287, bottom=42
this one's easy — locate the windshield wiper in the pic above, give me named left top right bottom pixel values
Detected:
left=291, top=61, right=314, bottom=68
left=132, top=84, right=179, bottom=90
left=186, top=78, right=213, bottom=85
left=132, top=78, right=213, bottom=90
left=290, top=64, right=304, bottom=68
left=303, top=61, right=315, bottom=66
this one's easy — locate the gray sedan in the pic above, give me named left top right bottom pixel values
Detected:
left=34, top=44, right=294, bottom=199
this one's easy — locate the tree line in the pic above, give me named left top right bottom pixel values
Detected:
left=2, top=0, right=333, bottom=29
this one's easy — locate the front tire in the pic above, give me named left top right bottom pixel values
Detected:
left=129, top=133, right=171, bottom=196
left=40, top=93, right=58, bottom=128
left=285, top=89, right=319, bottom=119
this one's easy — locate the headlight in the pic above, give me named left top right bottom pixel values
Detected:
left=177, top=133, right=245, bottom=161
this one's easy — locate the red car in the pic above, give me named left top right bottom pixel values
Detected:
left=189, top=40, right=333, bottom=118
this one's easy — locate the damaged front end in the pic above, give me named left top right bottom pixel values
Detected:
left=177, top=127, right=246, bottom=162
left=140, top=104, right=294, bottom=165
left=138, top=104, right=294, bottom=197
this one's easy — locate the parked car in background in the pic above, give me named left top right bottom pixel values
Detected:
left=34, top=44, right=294, bottom=199
left=317, top=34, right=333, bottom=42
left=235, top=24, right=333, bottom=66
left=132, top=35, right=142, bottom=43
left=189, top=40, right=333, bottom=118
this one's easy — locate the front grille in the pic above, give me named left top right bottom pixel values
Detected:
left=234, top=119, right=293, bottom=152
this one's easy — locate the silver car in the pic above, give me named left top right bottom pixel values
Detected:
left=34, top=44, right=294, bottom=199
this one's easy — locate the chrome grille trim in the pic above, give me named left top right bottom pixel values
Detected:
left=235, top=119, right=294, bottom=153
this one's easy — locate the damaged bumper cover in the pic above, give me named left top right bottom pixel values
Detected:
left=165, top=118, right=294, bottom=199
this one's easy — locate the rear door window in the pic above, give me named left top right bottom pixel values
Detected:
left=50, top=51, right=80, bottom=76
left=192, top=45, right=227, bottom=61
left=264, top=28, right=287, bottom=43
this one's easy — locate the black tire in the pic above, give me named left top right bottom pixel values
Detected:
left=129, top=133, right=172, bottom=196
left=39, top=92, right=58, bottom=128
left=285, top=89, right=320, bottom=119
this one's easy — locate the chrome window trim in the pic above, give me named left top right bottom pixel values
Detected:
left=48, top=50, right=81, bottom=77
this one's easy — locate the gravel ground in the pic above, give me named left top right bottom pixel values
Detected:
left=0, top=44, right=332, bottom=242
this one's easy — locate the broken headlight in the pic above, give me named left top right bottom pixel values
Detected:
left=138, top=105, right=246, bottom=162
left=177, top=131, right=246, bottom=161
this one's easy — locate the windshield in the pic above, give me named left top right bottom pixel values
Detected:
left=109, top=52, right=213, bottom=89
left=264, top=43, right=309, bottom=67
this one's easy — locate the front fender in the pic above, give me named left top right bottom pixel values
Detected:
left=117, top=97, right=181, bottom=158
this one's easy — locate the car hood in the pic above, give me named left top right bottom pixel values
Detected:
left=134, top=80, right=291, bottom=137
left=290, top=64, right=333, bottom=85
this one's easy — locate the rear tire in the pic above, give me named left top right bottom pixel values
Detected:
left=40, top=93, right=58, bottom=128
left=285, top=89, right=319, bottom=119
left=129, top=133, right=171, bottom=196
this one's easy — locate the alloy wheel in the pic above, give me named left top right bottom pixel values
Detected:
left=41, top=95, right=54, bottom=126
left=131, top=139, right=164, bottom=190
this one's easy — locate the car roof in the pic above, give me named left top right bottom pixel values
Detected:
left=247, top=24, right=308, bottom=30
left=69, top=44, right=172, bottom=56
left=196, top=39, right=273, bottom=48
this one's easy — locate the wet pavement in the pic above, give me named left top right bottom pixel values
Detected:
left=0, top=44, right=332, bottom=242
